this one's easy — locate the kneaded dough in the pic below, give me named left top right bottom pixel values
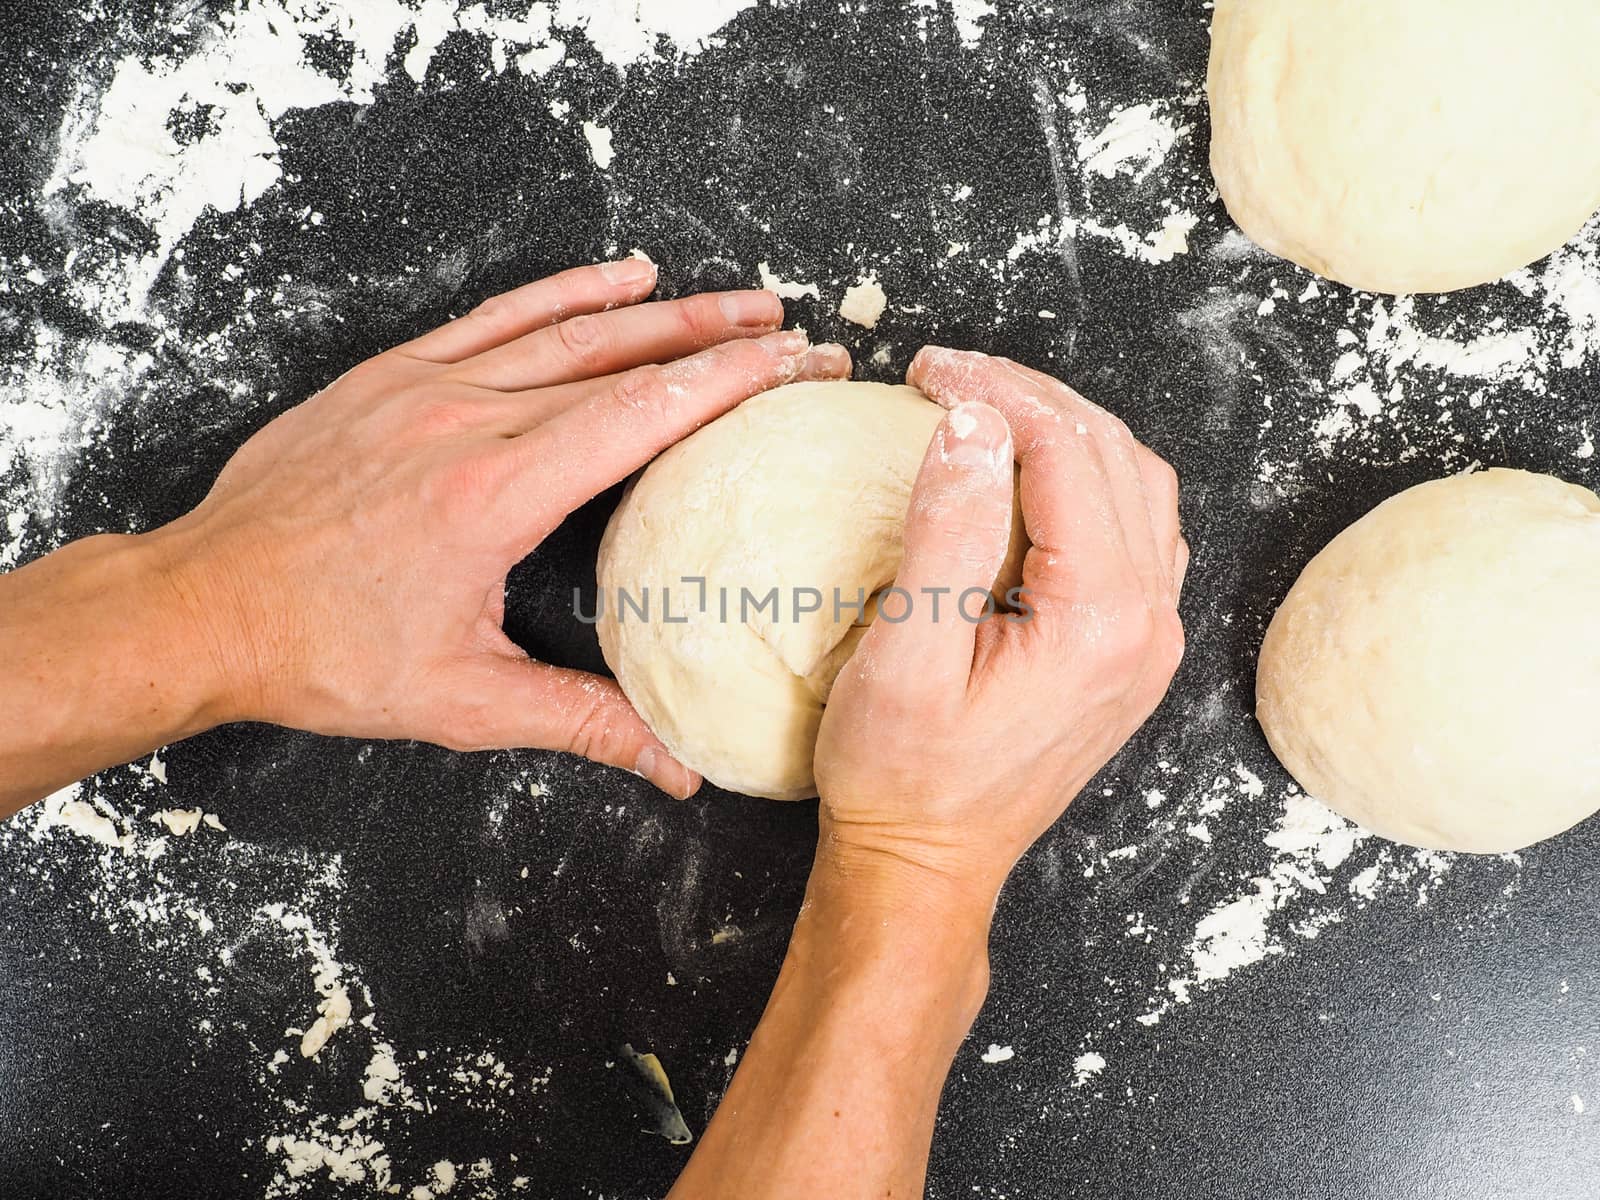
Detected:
left=1208, top=0, right=1600, bottom=294
left=1257, top=469, right=1600, bottom=853
left=595, top=380, right=1024, bottom=801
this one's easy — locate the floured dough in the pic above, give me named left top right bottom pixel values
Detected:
left=1257, top=469, right=1600, bottom=853
left=595, top=380, right=1023, bottom=800
left=1208, top=0, right=1600, bottom=294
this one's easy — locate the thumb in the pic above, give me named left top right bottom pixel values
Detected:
left=444, top=655, right=702, bottom=799
left=864, top=401, right=1015, bottom=691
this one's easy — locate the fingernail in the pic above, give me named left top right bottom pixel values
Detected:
left=800, top=343, right=852, bottom=378
left=760, top=329, right=810, bottom=356
left=943, top=402, right=1009, bottom=469
left=907, top=344, right=964, bottom=396
left=601, top=257, right=655, bottom=285
left=635, top=744, right=695, bottom=799
left=719, top=290, right=783, bottom=327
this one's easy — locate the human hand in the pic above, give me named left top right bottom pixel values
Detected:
left=813, top=346, right=1186, bottom=907
left=150, top=259, right=849, bottom=797
left=670, top=350, right=1184, bottom=1200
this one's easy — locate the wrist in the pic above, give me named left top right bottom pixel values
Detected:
left=670, top=806, right=997, bottom=1200
left=800, top=826, right=996, bottom=1030
left=0, top=529, right=240, bottom=810
left=134, top=521, right=271, bottom=729
left=815, top=806, right=1012, bottom=917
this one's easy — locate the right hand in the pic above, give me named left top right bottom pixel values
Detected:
left=813, top=347, right=1186, bottom=906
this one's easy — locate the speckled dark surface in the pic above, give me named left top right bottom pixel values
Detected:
left=3, top=3, right=1599, bottom=1198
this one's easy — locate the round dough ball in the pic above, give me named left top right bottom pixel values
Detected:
left=1208, top=0, right=1600, bottom=294
left=595, top=380, right=1024, bottom=801
left=1257, top=469, right=1600, bottom=853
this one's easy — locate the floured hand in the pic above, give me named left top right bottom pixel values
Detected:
left=814, top=346, right=1186, bottom=906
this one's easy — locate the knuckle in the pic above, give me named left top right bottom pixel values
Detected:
left=467, top=291, right=513, bottom=333
left=679, top=298, right=725, bottom=345
left=437, top=728, right=482, bottom=754
left=553, top=313, right=612, bottom=365
left=1154, top=607, right=1186, bottom=675
left=1058, top=379, right=1110, bottom=419
left=1147, top=456, right=1180, bottom=505
left=563, top=695, right=629, bottom=764
left=610, top=367, right=674, bottom=423
left=336, top=355, right=405, bottom=396
left=420, top=450, right=498, bottom=515
left=1091, top=599, right=1156, bottom=668
left=1157, top=455, right=1180, bottom=492
left=437, top=705, right=499, bottom=753
left=1097, top=413, right=1136, bottom=452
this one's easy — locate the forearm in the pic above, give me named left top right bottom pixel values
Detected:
left=0, top=528, right=232, bottom=815
left=670, top=841, right=994, bottom=1199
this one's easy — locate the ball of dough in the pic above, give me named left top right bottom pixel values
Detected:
left=1208, top=0, right=1600, bottom=294
left=1257, top=469, right=1600, bottom=853
left=595, top=380, right=1024, bottom=801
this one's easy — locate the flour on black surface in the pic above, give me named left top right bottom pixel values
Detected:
left=4, top=2, right=1600, bottom=1198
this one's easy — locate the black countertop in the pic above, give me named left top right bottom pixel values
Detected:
left=2, top=2, right=1598, bottom=1197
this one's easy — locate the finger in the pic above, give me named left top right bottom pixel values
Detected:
left=459, top=289, right=784, bottom=392
left=997, top=357, right=1182, bottom=599
left=401, top=258, right=659, bottom=363
left=1074, top=401, right=1170, bottom=604
left=1174, top=537, right=1191, bottom=595
left=907, top=346, right=1134, bottom=606
left=446, top=655, right=702, bottom=799
left=797, top=342, right=853, bottom=382
left=511, top=341, right=853, bottom=431
left=860, top=402, right=1015, bottom=693
left=987, top=356, right=1172, bottom=604
left=496, top=329, right=813, bottom=533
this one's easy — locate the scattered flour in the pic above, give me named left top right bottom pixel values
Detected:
left=548, top=0, right=757, bottom=69
left=47, top=0, right=469, bottom=319
left=1110, top=768, right=1514, bottom=1032
left=839, top=276, right=888, bottom=328
left=42, top=0, right=737, bottom=327
left=8, top=0, right=1584, bottom=1156
left=0, top=332, right=153, bottom=553
left=4, top=0, right=765, bottom=557
left=947, top=0, right=996, bottom=48
left=1060, top=750, right=1520, bottom=1065
left=410, top=1159, right=458, bottom=1199
left=1078, top=102, right=1189, bottom=183
left=1, top=767, right=550, bottom=1196
left=151, top=808, right=208, bottom=836
left=1253, top=215, right=1600, bottom=474
left=33, top=784, right=134, bottom=851
left=1010, top=66, right=1203, bottom=278
left=756, top=261, right=822, bottom=301
left=1072, top=1051, right=1106, bottom=1086
left=582, top=120, right=615, bottom=169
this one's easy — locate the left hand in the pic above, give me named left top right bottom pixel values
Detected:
left=149, top=259, right=849, bottom=796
